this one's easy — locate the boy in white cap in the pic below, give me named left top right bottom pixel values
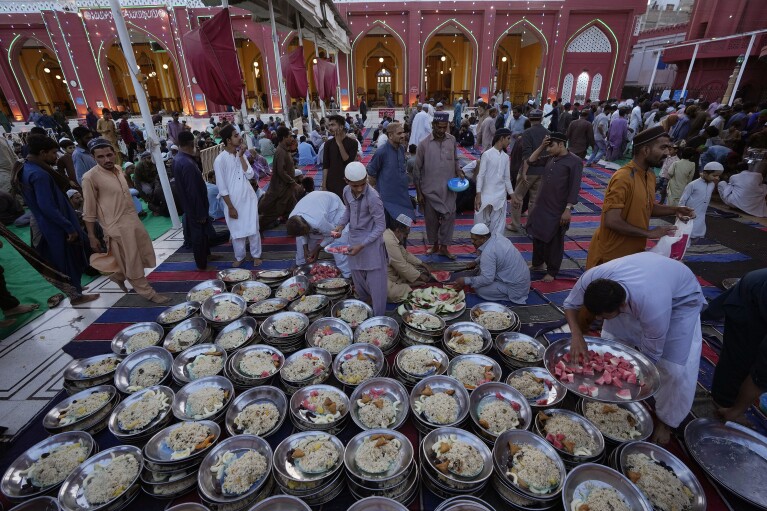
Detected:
left=335, top=161, right=388, bottom=315
left=450, top=223, right=530, bottom=304
left=384, top=213, right=433, bottom=302
left=679, top=162, right=724, bottom=238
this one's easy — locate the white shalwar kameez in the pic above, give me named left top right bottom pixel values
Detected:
left=717, top=170, right=767, bottom=218
left=474, top=147, right=514, bottom=236
left=289, top=191, right=350, bottom=276
left=542, top=103, right=553, bottom=129
left=629, top=105, right=642, bottom=142
left=563, top=252, right=706, bottom=428
left=678, top=178, right=715, bottom=238
left=408, top=111, right=433, bottom=147
left=213, top=150, right=261, bottom=262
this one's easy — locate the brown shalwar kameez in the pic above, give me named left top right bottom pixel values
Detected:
left=81, top=165, right=158, bottom=298
left=415, top=133, right=461, bottom=246
left=259, top=145, right=297, bottom=227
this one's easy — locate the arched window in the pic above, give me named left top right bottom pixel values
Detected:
left=376, top=68, right=392, bottom=99
left=561, top=74, right=574, bottom=104
left=574, top=72, right=589, bottom=102
left=589, top=74, right=603, bottom=101
left=567, top=26, right=612, bottom=53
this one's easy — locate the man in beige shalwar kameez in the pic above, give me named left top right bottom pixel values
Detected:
left=81, top=138, right=169, bottom=304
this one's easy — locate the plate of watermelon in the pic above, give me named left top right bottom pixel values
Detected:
left=543, top=337, right=660, bottom=403
left=396, top=286, right=467, bottom=321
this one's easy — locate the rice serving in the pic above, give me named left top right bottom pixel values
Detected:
left=211, top=450, right=267, bottom=496
left=338, top=351, right=377, bottom=385
left=298, top=389, right=344, bottom=424
left=451, top=360, right=495, bottom=390
left=82, top=356, right=119, bottom=378
left=571, top=486, right=631, bottom=511
left=165, top=329, right=201, bottom=352
left=239, top=286, right=270, bottom=302
left=337, top=305, right=369, bottom=327
left=57, top=391, right=110, bottom=426
left=626, top=453, right=694, bottom=511
left=354, top=434, right=401, bottom=474
left=446, top=332, right=484, bottom=354
left=125, top=330, right=161, bottom=354
left=117, top=389, right=170, bottom=431
left=505, top=443, right=561, bottom=495
left=273, top=316, right=305, bottom=335
left=239, top=351, right=281, bottom=378
left=505, top=341, right=540, bottom=361
left=186, top=387, right=228, bottom=419
left=213, top=300, right=242, bottom=322
left=234, top=402, right=280, bottom=435
left=187, top=352, right=224, bottom=380
left=289, top=435, right=339, bottom=474
left=583, top=402, right=642, bottom=441
left=431, top=434, right=484, bottom=477
left=259, top=270, right=287, bottom=278
left=539, top=412, right=597, bottom=456
left=248, top=301, right=284, bottom=314
left=357, top=392, right=399, bottom=428
left=82, top=453, right=139, bottom=505
left=19, top=441, right=89, bottom=488
left=222, top=269, right=251, bottom=282
left=162, top=307, right=190, bottom=324
left=316, top=278, right=346, bottom=289
left=399, top=348, right=442, bottom=376
left=218, top=327, right=248, bottom=350
left=127, top=359, right=166, bottom=392
left=167, top=422, right=214, bottom=459
left=276, top=283, right=305, bottom=301
left=406, top=313, right=441, bottom=330
left=189, top=288, right=218, bottom=302
left=478, top=398, right=520, bottom=434
left=283, top=352, right=325, bottom=382
left=413, top=386, right=459, bottom=424
left=313, top=330, right=351, bottom=353
left=508, top=372, right=547, bottom=399
left=357, top=325, right=396, bottom=349
left=291, top=295, right=324, bottom=313
left=474, top=310, right=512, bottom=330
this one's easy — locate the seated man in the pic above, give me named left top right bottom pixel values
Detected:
left=285, top=190, right=350, bottom=277
left=717, top=168, right=767, bottom=217
left=384, top=214, right=432, bottom=302
left=205, top=170, right=226, bottom=220
left=258, top=132, right=275, bottom=156
left=450, top=223, right=530, bottom=304
left=297, top=136, right=317, bottom=166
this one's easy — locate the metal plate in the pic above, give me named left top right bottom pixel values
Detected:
left=685, top=418, right=767, bottom=509
left=347, top=497, right=409, bottom=511
left=349, top=377, right=410, bottom=431
left=289, top=384, right=350, bottom=429
left=225, top=386, right=288, bottom=437
left=274, top=276, right=309, bottom=302
left=232, top=281, right=272, bottom=303
left=447, top=354, right=502, bottom=391
left=394, top=346, right=449, bottom=379
left=171, top=344, right=227, bottom=384
left=354, top=317, right=399, bottom=352
left=495, top=332, right=545, bottom=365
left=506, top=367, right=567, bottom=408
left=305, top=318, right=354, bottom=354
left=213, top=317, right=258, bottom=352
left=197, top=435, right=273, bottom=503
left=111, top=322, right=165, bottom=355
left=280, top=347, right=332, bottom=385
left=6, top=496, right=61, bottom=511
left=248, top=495, right=311, bottom=511
left=260, top=312, right=310, bottom=339
left=108, top=386, right=174, bottom=439
left=543, top=337, right=661, bottom=403
left=534, top=409, right=605, bottom=461
left=469, top=302, right=518, bottom=333
left=272, top=432, right=345, bottom=483
left=400, top=310, right=445, bottom=334
left=186, top=279, right=226, bottom=303
left=409, top=375, right=470, bottom=429
left=200, top=293, right=246, bottom=324
left=217, top=268, right=253, bottom=285
left=469, top=382, right=532, bottom=436
left=172, top=376, right=234, bottom=421
left=163, top=318, right=211, bottom=355
left=144, top=420, right=221, bottom=464
left=492, top=429, right=566, bottom=500
left=288, top=294, right=330, bottom=315
left=421, top=427, right=493, bottom=486
left=442, top=322, right=493, bottom=357
left=332, top=343, right=385, bottom=387
left=256, top=269, right=292, bottom=280
left=403, top=301, right=466, bottom=322
left=247, top=298, right=289, bottom=317
left=42, top=386, right=118, bottom=431
left=63, top=354, right=122, bottom=383
left=114, top=346, right=173, bottom=394
left=343, top=429, right=413, bottom=484
left=156, top=301, right=200, bottom=327
left=331, top=299, right=373, bottom=328
left=577, top=399, right=654, bottom=444
left=562, top=463, right=652, bottom=511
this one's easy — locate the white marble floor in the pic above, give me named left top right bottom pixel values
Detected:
left=0, top=227, right=185, bottom=440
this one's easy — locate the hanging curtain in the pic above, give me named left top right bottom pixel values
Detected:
left=280, top=47, right=309, bottom=99
left=312, top=59, right=338, bottom=101
left=183, top=8, right=243, bottom=107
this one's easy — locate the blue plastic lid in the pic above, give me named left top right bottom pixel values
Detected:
left=447, top=177, right=469, bottom=192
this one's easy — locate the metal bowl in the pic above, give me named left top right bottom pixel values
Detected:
left=172, top=376, right=234, bottom=421
left=289, top=384, right=350, bottom=430
left=197, top=435, right=273, bottom=503
left=163, top=317, right=212, bottom=355
left=344, top=429, right=413, bottom=488
left=469, top=382, right=532, bottom=439
left=232, top=280, right=272, bottom=303
left=272, top=432, right=345, bottom=485
left=442, top=322, right=493, bottom=357
left=248, top=495, right=311, bottom=511
left=347, top=497, right=409, bottom=511
left=394, top=345, right=449, bottom=382
left=172, top=343, right=227, bottom=384
left=274, top=276, right=309, bottom=302
left=7, top=497, right=61, bottom=511
left=63, top=354, right=122, bottom=384
left=200, top=293, right=246, bottom=325
left=294, top=261, right=340, bottom=278
left=156, top=301, right=201, bottom=329
left=57, top=445, right=142, bottom=511
left=247, top=298, right=290, bottom=319
left=506, top=366, right=567, bottom=408
left=1, top=432, right=96, bottom=501
left=470, top=302, right=519, bottom=333
left=280, top=347, right=332, bottom=385
left=434, top=496, right=496, bottom=511
left=108, top=385, right=174, bottom=440
left=313, top=277, right=350, bottom=292
left=577, top=399, right=654, bottom=444
left=562, top=463, right=653, bottom=511
left=42, top=386, right=118, bottom=433
left=305, top=318, right=354, bottom=355
left=140, top=470, right=197, bottom=499
left=217, top=268, right=253, bottom=286
left=421, top=427, right=493, bottom=487
left=288, top=294, right=330, bottom=315
left=255, top=268, right=292, bottom=281
left=225, top=386, right=288, bottom=437
left=333, top=343, right=385, bottom=387
left=114, top=346, right=173, bottom=394
left=354, top=317, right=400, bottom=354
left=447, top=354, right=502, bottom=391
left=260, top=311, right=311, bottom=340
left=495, top=332, right=546, bottom=368
left=186, top=279, right=226, bottom=303
left=349, top=377, right=410, bottom=431
left=331, top=299, right=373, bottom=328
left=409, top=375, right=470, bottom=430
left=534, top=409, right=605, bottom=461
left=111, top=322, right=165, bottom=355
left=144, top=420, right=221, bottom=464
left=228, top=344, right=284, bottom=384
left=213, top=317, right=258, bottom=353
left=166, top=505, right=211, bottom=511
left=401, top=310, right=445, bottom=334
left=492, top=429, right=567, bottom=501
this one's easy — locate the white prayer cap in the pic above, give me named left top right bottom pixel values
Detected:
left=436, top=102, right=444, bottom=107
left=345, top=161, right=367, bottom=181
left=66, top=189, right=78, bottom=198
left=470, top=223, right=491, bottom=236
left=702, top=162, right=724, bottom=174
left=170, top=144, right=178, bottom=151
left=395, top=214, right=413, bottom=227
left=294, top=169, right=304, bottom=177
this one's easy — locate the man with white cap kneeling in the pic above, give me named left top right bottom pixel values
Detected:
left=334, top=161, right=388, bottom=316
left=384, top=213, right=433, bottom=302
left=449, top=223, right=530, bottom=304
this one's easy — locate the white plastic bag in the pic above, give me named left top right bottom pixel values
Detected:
left=649, top=219, right=693, bottom=260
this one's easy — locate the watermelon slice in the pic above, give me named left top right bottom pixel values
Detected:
left=431, top=271, right=451, bottom=282
left=587, top=386, right=599, bottom=397
left=616, top=389, right=632, bottom=400
left=578, top=384, right=590, bottom=394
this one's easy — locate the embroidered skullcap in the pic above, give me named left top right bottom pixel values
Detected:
left=395, top=214, right=413, bottom=228
left=433, top=112, right=450, bottom=123
left=87, top=137, right=113, bottom=153
left=548, top=132, right=567, bottom=143
left=633, top=126, right=669, bottom=148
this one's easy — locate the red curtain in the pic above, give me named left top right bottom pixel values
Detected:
left=280, top=47, right=309, bottom=99
left=313, top=59, right=338, bottom=101
left=182, top=9, right=243, bottom=107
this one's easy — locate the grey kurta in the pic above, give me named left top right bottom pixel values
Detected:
left=339, top=184, right=387, bottom=271
left=465, top=235, right=530, bottom=304
left=415, top=133, right=461, bottom=245
left=525, top=152, right=583, bottom=243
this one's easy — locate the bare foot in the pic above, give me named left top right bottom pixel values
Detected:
left=541, top=274, right=555, bottom=283
left=3, top=303, right=39, bottom=316
left=650, top=422, right=672, bottom=445
left=0, top=318, right=16, bottom=328
left=232, top=259, right=243, bottom=268
left=71, top=294, right=101, bottom=305
left=252, top=258, right=262, bottom=266
left=439, top=246, right=457, bottom=260
left=110, top=277, right=129, bottom=292
left=149, top=294, right=171, bottom=304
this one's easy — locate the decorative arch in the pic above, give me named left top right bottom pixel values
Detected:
left=421, top=18, right=479, bottom=99
left=7, top=35, right=58, bottom=105
left=492, top=18, right=549, bottom=104
left=567, top=26, right=612, bottom=53
left=561, top=73, right=574, bottom=103
left=574, top=72, right=590, bottom=102
left=425, top=44, right=458, bottom=65
left=557, top=20, right=619, bottom=100
left=589, top=73, right=603, bottom=101
left=351, top=20, right=408, bottom=106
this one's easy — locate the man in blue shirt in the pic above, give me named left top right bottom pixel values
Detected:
left=699, top=144, right=734, bottom=169
left=72, top=126, right=97, bottom=184
left=297, top=136, right=317, bottom=166
left=366, top=122, right=414, bottom=227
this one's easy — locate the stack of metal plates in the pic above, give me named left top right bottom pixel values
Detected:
left=408, top=375, right=470, bottom=435
left=113, top=347, right=173, bottom=395
left=419, top=427, right=493, bottom=499
left=469, top=302, right=520, bottom=337
left=43, top=386, right=120, bottom=436
left=348, top=378, right=410, bottom=431
left=156, top=301, right=201, bottom=332
left=494, top=332, right=546, bottom=371
left=533, top=409, right=606, bottom=470
left=224, top=386, right=288, bottom=438
left=107, top=386, right=174, bottom=445
left=278, top=347, right=332, bottom=396
left=305, top=318, right=354, bottom=356
left=332, top=343, right=387, bottom=391
left=225, top=345, right=284, bottom=391
left=467, top=382, right=531, bottom=446
left=259, top=312, right=311, bottom=354
left=214, top=317, right=259, bottom=353
left=288, top=294, right=331, bottom=322
left=171, top=343, right=227, bottom=386
left=62, top=354, right=122, bottom=395
left=399, top=311, right=445, bottom=348
left=354, top=317, right=400, bottom=355
left=162, top=318, right=213, bottom=356
left=289, top=384, right=350, bottom=435
left=171, top=376, right=234, bottom=423
left=392, top=346, right=449, bottom=389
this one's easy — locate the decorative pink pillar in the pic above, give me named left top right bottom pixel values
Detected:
left=407, top=12, right=420, bottom=105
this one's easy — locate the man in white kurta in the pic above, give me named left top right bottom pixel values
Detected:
left=408, top=106, right=432, bottom=147
left=213, top=126, right=261, bottom=266
left=562, top=252, right=705, bottom=443
left=629, top=104, right=643, bottom=142
left=717, top=169, right=767, bottom=218
left=474, top=128, right=514, bottom=236
left=286, top=191, right=350, bottom=276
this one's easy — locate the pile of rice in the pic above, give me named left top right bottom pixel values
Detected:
left=248, top=301, right=284, bottom=314
left=626, top=453, right=694, bottom=511
left=299, top=389, right=344, bottom=423
left=292, top=295, right=325, bottom=313
left=273, top=316, right=305, bottom=335
left=504, top=342, right=540, bottom=361
left=414, top=389, right=459, bottom=424
left=451, top=360, right=495, bottom=389
left=354, top=434, right=401, bottom=474
left=289, top=436, right=339, bottom=474
left=212, top=450, right=267, bottom=495
left=313, top=332, right=351, bottom=353
left=234, top=402, right=280, bottom=435
left=239, top=286, right=270, bottom=302
left=507, top=372, right=547, bottom=399
left=19, top=441, right=89, bottom=488
left=222, top=269, right=251, bottom=282
left=357, top=325, right=396, bottom=349
left=239, top=351, right=280, bottom=378
left=82, top=453, right=139, bottom=505
left=165, top=329, right=201, bottom=353
left=357, top=394, right=399, bottom=428
left=478, top=398, right=519, bottom=434
left=540, top=413, right=597, bottom=456
left=82, top=356, right=119, bottom=378
left=125, top=330, right=161, bottom=354
left=189, top=288, right=218, bottom=302
left=213, top=301, right=242, bottom=322
left=167, top=422, right=212, bottom=459
left=127, top=359, right=166, bottom=392
left=162, top=307, right=190, bottom=324
left=399, top=349, right=441, bottom=376
left=505, top=443, right=560, bottom=495
left=583, top=402, right=642, bottom=441
left=218, top=328, right=248, bottom=350
left=446, top=332, right=484, bottom=354
left=316, top=278, right=346, bottom=289
left=186, top=387, right=228, bottom=419
left=283, top=353, right=325, bottom=382
left=571, top=486, right=631, bottom=511
left=431, top=434, right=484, bottom=477
left=187, top=353, right=224, bottom=380
left=337, top=305, right=369, bottom=326
left=474, top=310, right=512, bottom=330
left=58, top=391, right=110, bottom=426
left=117, top=389, right=169, bottom=431
left=406, top=313, right=441, bottom=330
left=338, top=352, right=377, bottom=385
left=276, top=283, right=305, bottom=300
left=260, top=270, right=287, bottom=278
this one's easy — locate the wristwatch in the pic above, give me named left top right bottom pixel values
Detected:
left=565, top=205, right=574, bottom=211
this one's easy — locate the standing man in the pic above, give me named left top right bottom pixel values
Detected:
left=85, top=107, right=98, bottom=133
left=81, top=138, right=169, bottom=303
left=72, top=126, right=96, bottom=184
left=53, top=106, right=72, bottom=139
left=415, top=112, right=464, bottom=259
left=214, top=125, right=261, bottom=267
left=586, top=105, right=610, bottom=166
left=260, top=126, right=300, bottom=231
left=359, top=96, right=368, bottom=126
left=477, top=107, right=498, bottom=151
left=524, top=133, right=583, bottom=282
left=509, top=109, right=549, bottom=231
left=629, top=101, right=643, bottom=142
left=0, top=109, right=13, bottom=133
left=174, top=131, right=216, bottom=271
left=454, top=98, right=464, bottom=132
left=506, top=106, right=528, bottom=152
left=559, top=103, right=574, bottom=134
left=167, top=112, right=182, bottom=145
left=335, top=162, right=388, bottom=316
left=586, top=126, right=695, bottom=269
left=96, top=109, right=118, bottom=151
left=366, top=122, right=414, bottom=225
left=474, top=128, right=514, bottom=235
left=565, top=109, right=595, bottom=159
left=322, top=114, right=358, bottom=198
left=408, top=105, right=432, bottom=147
left=118, top=113, right=137, bottom=162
